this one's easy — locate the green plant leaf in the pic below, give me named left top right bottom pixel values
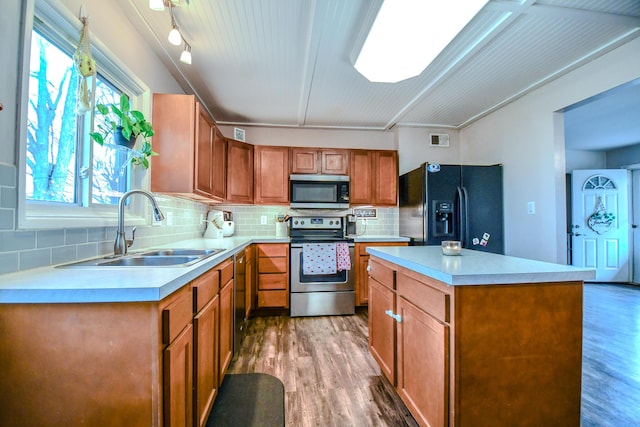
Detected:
left=119, top=93, right=130, bottom=114
left=89, top=132, right=104, bottom=145
left=96, top=104, right=109, bottom=115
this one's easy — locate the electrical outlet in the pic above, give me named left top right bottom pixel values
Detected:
left=260, top=215, right=267, bottom=225
left=166, top=211, right=174, bottom=226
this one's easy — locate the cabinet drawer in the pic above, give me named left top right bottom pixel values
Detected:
left=368, top=259, right=395, bottom=290
left=192, top=269, right=220, bottom=313
left=258, top=244, right=288, bottom=258
left=217, top=259, right=234, bottom=286
left=258, top=256, right=287, bottom=273
left=258, top=273, right=287, bottom=290
left=162, top=289, right=193, bottom=345
left=257, top=290, right=288, bottom=308
left=397, top=272, right=450, bottom=323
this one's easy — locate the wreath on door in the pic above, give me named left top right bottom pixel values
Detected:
left=587, top=195, right=616, bottom=234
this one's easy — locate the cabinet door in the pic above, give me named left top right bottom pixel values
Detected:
left=374, top=151, right=398, bottom=206
left=227, top=139, right=254, bottom=203
left=193, top=295, right=219, bottom=427
left=349, top=150, right=373, bottom=204
left=321, top=149, right=349, bottom=175
left=356, top=253, right=370, bottom=306
left=291, top=148, right=319, bottom=174
left=245, top=246, right=255, bottom=317
left=195, top=105, right=213, bottom=197
left=254, top=146, right=289, bottom=204
left=218, top=279, right=234, bottom=383
left=396, top=297, right=449, bottom=427
left=211, top=127, right=227, bottom=201
left=368, top=277, right=396, bottom=384
left=164, top=323, right=194, bottom=427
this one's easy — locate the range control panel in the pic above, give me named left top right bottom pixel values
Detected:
left=290, top=216, right=343, bottom=230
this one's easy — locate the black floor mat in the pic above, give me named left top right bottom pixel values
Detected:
left=206, top=373, right=285, bottom=427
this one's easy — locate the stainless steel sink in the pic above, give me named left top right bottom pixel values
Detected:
left=99, top=255, right=201, bottom=267
left=57, top=248, right=225, bottom=268
left=139, top=249, right=223, bottom=257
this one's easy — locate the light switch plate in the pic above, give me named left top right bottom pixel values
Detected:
left=527, top=201, right=535, bottom=214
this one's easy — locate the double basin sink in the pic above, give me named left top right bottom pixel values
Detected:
left=58, top=248, right=225, bottom=268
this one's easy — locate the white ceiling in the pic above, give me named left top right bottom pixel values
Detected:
left=118, top=0, right=640, bottom=149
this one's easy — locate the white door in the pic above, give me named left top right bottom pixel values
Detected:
left=633, top=169, right=640, bottom=284
left=571, top=169, right=630, bottom=282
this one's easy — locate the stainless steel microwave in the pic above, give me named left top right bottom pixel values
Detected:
left=289, top=174, right=350, bottom=209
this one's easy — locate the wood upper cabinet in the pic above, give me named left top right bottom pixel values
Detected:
left=291, top=147, right=349, bottom=175
left=254, top=145, right=290, bottom=205
left=211, top=127, right=227, bottom=201
left=226, top=139, right=254, bottom=203
left=349, top=149, right=398, bottom=206
left=152, top=94, right=226, bottom=201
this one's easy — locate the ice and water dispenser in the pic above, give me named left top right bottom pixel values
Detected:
left=432, top=201, right=454, bottom=237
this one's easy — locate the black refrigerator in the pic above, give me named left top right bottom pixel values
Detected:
left=399, top=163, right=504, bottom=254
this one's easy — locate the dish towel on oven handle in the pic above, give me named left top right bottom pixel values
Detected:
left=336, top=242, right=351, bottom=271
left=302, top=243, right=337, bottom=275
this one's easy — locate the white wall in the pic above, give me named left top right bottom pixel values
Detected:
left=566, top=150, right=606, bottom=172
left=460, top=37, right=640, bottom=263
left=218, top=124, right=395, bottom=150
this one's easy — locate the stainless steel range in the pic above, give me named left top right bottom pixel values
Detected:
left=289, top=216, right=355, bottom=317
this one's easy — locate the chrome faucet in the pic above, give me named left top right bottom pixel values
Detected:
left=114, top=189, right=165, bottom=255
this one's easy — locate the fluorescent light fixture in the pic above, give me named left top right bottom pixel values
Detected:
left=149, top=0, right=165, bottom=11
left=180, top=44, right=192, bottom=64
left=354, top=0, right=487, bottom=83
left=168, top=25, right=182, bottom=45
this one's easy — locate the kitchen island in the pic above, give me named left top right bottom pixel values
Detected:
left=365, top=246, right=595, bottom=427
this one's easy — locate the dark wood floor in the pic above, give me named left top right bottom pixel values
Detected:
left=230, top=283, right=640, bottom=427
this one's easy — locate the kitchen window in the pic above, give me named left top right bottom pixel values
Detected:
left=18, top=0, right=152, bottom=229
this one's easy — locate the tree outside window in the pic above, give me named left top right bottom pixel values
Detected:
left=27, top=29, right=130, bottom=207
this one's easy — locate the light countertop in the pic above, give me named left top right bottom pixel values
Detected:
left=366, top=245, right=595, bottom=285
left=0, top=236, right=288, bottom=304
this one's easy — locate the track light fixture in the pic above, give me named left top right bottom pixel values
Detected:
left=151, top=1, right=192, bottom=65
left=180, top=43, right=192, bottom=64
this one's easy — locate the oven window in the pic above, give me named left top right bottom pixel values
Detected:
left=297, top=252, right=348, bottom=284
left=292, top=183, right=337, bottom=203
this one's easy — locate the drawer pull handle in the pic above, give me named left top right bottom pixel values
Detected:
left=384, top=310, right=402, bottom=323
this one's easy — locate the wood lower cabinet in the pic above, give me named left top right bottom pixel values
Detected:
left=368, top=256, right=583, bottom=427
left=254, top=146, right=290, bottom=204
left=217, top=259, right=235, bottom=382
left=164, top=323, right=194, bottom=427
left=355, top=242, right=407, bottom=306
left=226, top=139, right=254, bottom=203
left=245, top=245, right=255, bottom=317
left=349, top=150, right=398, bottom=206
left=257, top=243, right=289, bottom=308
left=291, top=147, right=349, bottom=175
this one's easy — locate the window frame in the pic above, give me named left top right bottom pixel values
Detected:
left=17, top=0, right=154, bottom=230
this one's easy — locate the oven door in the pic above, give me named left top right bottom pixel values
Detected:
left=290, top=242, right=355, bottom=293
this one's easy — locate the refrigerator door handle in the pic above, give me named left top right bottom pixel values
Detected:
left=461, top=186, right=470, bottom=247
left=456, top=186, right=466, bottom=246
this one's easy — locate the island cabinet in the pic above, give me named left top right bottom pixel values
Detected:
left=151, top=93, right=227, bottom=201
left=291, top=147, right=349, bottom=175
left=226, top=138, right=254, bottom=203
left=368, top=255, right=584, bottom=427
left=256, top=243, right=289, bottom=308
left=349, top=150, right=398, bottom=206
left=254, top=145, right=290, bottom=205
left=355, top=241, right=407, bottom=306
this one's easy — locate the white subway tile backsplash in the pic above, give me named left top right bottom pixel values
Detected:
left=0, top=252, right=19, bottom=274
left=19, top=248, right=51, bottom=270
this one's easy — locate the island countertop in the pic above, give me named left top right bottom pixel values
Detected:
left=366, top=245, right=595, bottom=285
